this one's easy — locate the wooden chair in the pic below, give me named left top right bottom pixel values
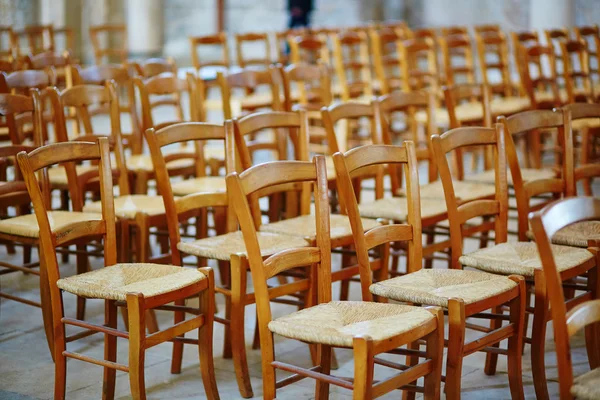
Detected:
left=511, top=30, right=541, bottom=96
left=13, top=25, right=54, bottom=57
left=27, top=50, right=72, bottom=88
left=89, top=24, right=128, bottom=64
left=52, top=27, right=74, bottom=55
left=189, top=32, right=230, bottom=73
left=235, top=32, right=272, bottom=68
left=439, top=34, right=476, bottom=87
left=560, top=39, right=594, bottom=103
left=17, top=138, right=219, bottom=400
left=0, top=91, right=44, bottom=309
left=131, top=57, right=177, bottom=78
left=520, top=44, right=563, bottom=109
left=216, top=66, right=282, bottom=120
left=130, top=72, right=204, bottom=193
left=475, top=31, right=517, bottom=97
left=288, top=33, right=330, bottom=65
left=398, top=38, right=439, bottom=96
left=474, top=24, right=501, bottom=35
left=545, top=27, right=570, bottom=81
left=336, top=136, right=526, bottom=399
left=275, top=27, right=306, bottom=65
left=439, top=26, right=469, bottom=37
left=0, top=26, right=16, bottom=61
left=228, top=155, right=444, bottom=399
left=280, top=62, right=332, bottom=115
left=564, top=103, right=600, bottom=197
left=68, top=63, right=142, bottom=152
left=369, top=26, right=404, bottom=95
left=574, top=25, right=600, bottom=100
left=529, top=196, right=600, bottom=400
left=331, top=30, right=373, bottom=101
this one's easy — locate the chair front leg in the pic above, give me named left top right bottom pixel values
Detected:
left=507, top=276, right=526, bottom=400
left=531, top=270, right=550, bottom=400
left=126, top=292, right=147, bottom=400
left=445, top=298, right=466, bottom=400
left=198, top=268, right=220, bottom=400
left=352, top=336, right=374, bottom=400
left=230, top=255, right=253, bottom=398
left=103, top=299, right=118, bottom=400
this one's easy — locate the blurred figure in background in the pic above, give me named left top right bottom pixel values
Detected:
left=288, top=0, right=314, bottom=29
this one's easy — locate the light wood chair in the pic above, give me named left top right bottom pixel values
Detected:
left=474, top=24, right=501, bottom=35
left=17, top=138, right=220, bottom=400
left=511, top=30, right=541, bottom=96
left=27, top=50, right=72, bottom=86
left=331, top=30, right=373, bottom=101
left=89, top=24, right=128, bottom=64
left=275, top=27, right=306, bottom=65
left=439, top=34, right=475, bottom=87
left=189, top=32, right=230, bottom=73
left=369, top=26, right=404, bottom=95
left=574, top=24, right=600, bottom=100
left=545, top=27, right=570, bottom=84
left=216, top=66, right=282, bottom=120
left=0, top=26, right=17, bottom=61
left=520, top=44, right=563, bottom=109
left=281, top=62, right=332, bottom=113
left=439, top=26, right=469, bottom=37
left=228, top=155, right=444, bottom=399
left=560, top=39, right=594, bottom=103
left=288, top=33, right=330, bottom=65
left=564, top=103, right=600, bottom=197
left=398, top=38, right=439, bottom=97
left=13, top=25, right=54, bottom=57
left=529, top=196, right=600, bottom=400
left=475, top=31, right=517, bottom=98
left=235, top=32, right=272, bottom=68
left=336, top=136, right=526, bottom=399
left=130, top=72, right=204, bottom=193
left=68, top=64, right=142, bottom=153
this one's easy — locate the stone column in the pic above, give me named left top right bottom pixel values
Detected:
left=530, top=0, right=574, bottom=31
left=127, top=0, right=163, bottom=59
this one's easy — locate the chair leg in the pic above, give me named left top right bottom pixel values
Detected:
left=402, top=340, right=420, bottom=400
left=75, top=243, right=89, bottom=321
left=230, top=256, right=253, bottom=398
left=103, top=300, right=118, bottom=400
left=352, top=337, right=374, bottom=400
left=53, top=296, right=67, bottom=400
left=445, top=298, right=466, bottom=400
left=170, top=298, right=186, bottom=374
left=507, top=276, right=526, bottom=400
left=484, top=305, right=503, bottom=375
left=260, top=331, right=277, bottom=400
left=198, top=268, right=220, bottom=400
left=136, top=216, right=159, bottom=334
left=339, top=245, right=353, bottom=301
left=126, top=293, right=147, bottom=400
left=315, top=344, right=331, bottom=400
left=531, top=271, right=550, bottom=400
left=423, top=308, right=444, bottom=400
left=39, top=248, right=55, bottom=359
left=585, top=262, right=600, bottom=369
left=424, top=231, right=435, bottom=269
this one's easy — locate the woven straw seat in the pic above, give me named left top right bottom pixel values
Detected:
left=56, top=263, right=205, bottom=301
left=240, top=92, right=273, bottom=110
left=0, top=210, right=102, bottom=238
left=571, top=117, right=600, bottom=130
left=459, top=242, right=593, bottom=278
left=526, top=221, right=600, bottom=248
left=268, top=301, right=435, bottom=348
left=358, top=196, right=448, bottom=222
left=171, top=176, right=226, bottom=196
left=48, top=165, right=96, bottom=187
left=535, top=89, right=568, bottom=104
left=397, top=180, right=496, bottom=203
left=83, top=195, right=166, bottom=219
left=571, top=367, right=600, bottom=400
left=127, top=154, right=195, bottom=172
left=259, top=214, right=381, bottom=241
left=369, top=269, right=518, bottom=307
left=464, top=167, right=557, bottom=186
left=204, top=145, right=225, bottom=161
left=490, top=96, right=531, bottom=115
left=177, top=230, right=310, bottom=261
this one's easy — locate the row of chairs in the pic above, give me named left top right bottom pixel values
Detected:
left=1, top=71, right=599, bottom=397
left=5, top=92, right=599, bottom=398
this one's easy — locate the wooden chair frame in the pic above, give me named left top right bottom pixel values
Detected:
left=331, top=30, right=373, bottom=101
left=560, top=39, right=594, bottom=103
left=235, top=32, right=272, bottom=68
left=17, top=138, right=219, bottom=400
left=189, top=32, right=230, bottom=72
left=89, top=24, right=128, bottom=65
left=475, top=31, right=514, bottom=97
left=439, top=34, right=475, bottom=87
left=369, top=27, right=403, bottom=95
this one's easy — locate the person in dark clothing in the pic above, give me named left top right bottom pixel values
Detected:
left=288, top=0, right=314, bottom=29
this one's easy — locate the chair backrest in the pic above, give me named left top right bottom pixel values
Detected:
left=235, top=32, right=271, bottom=68
left=189, top=32, right=230, bottom=71
left=52, top=27, right=74, bottom=55
left=369, top=26, right=404, bottom=95
left=0, top=26, right=17, bottom=61
left=226, top=156, right=331, bottom=322
left=14, top=25, right=55, bottom=56
left=574, top=25, right=599, bottom=79
left=216, top=67, right=282, bottom=119
left=431, top=123, right=508, bottom=268
left=560, top=40, right=594, bottom=103
left=475, top=31, right=513, bottom=97
left=89, top=24, right=128, bottom=65
left=511, top=30, right=541, bottom=95
left=275, top=28, right=306, bottom=65
left=145, top=122, right=233, bottom=264
left=439, top=26, right=469, bottom=37
left=439, top=34, right=475, bottom=86
left=474, top=24, right=501, bottom=35
left=376, top=90, right=437, bottom=182
left=333, top=142, right=422, bottom=299
left=499, top=108, right=572, bottom=240
left=520, top=44, right=561, bottom=109
left=17, top=139, right=118, bottom=296
left=281, top=62, right=332, bottom=112
left=28, top=50, right=71, bottom=71
left=529, top=196, right=600, bottom=400
left=288, top=33, right=330, bottom=65
left=231, top=110, right=309, bottom=173
left=134, top=72, right=201, bottom=132
left=331, top=30, right=373, bottom=101
left=398, top=38, right=439, bottom=94
left=545, top=27, right=570, bottom=79
left=0, top=90, right=43, bottom=145
left=321, top=101, right=381, bottom=155
left=4, top=69, right=56, bottom=94
left=563, top=103, right=600, bottom=196
left=131, top=57, right=178, bottom=78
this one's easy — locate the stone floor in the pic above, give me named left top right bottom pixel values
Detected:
left=1, top=98, right=598, bottom=399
